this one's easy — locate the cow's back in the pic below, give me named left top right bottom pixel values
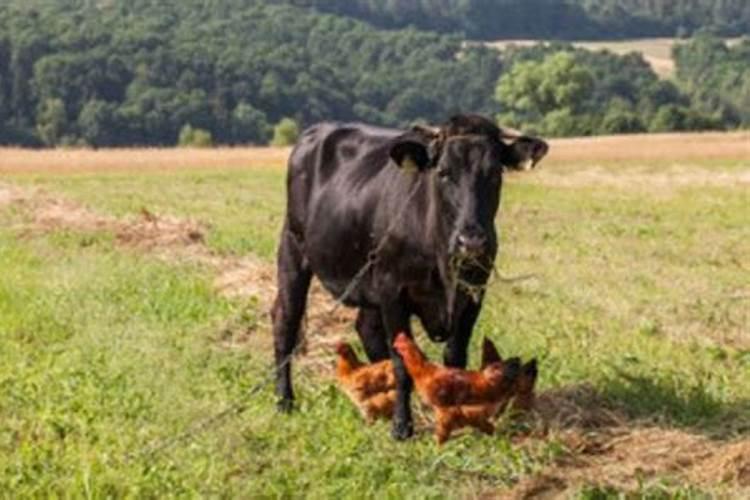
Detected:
left=284, top=122, right=401, bottom=240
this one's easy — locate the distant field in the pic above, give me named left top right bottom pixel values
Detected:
left=0, top=146, right=290, bottom=174
left=486, top=38, right=744, bottom=77
left=2, top=131, right=748, bottom=174
left=1, top=133, right=749, bottom=497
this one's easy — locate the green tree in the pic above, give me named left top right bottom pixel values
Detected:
left=649, top=105, right=688, bottom=132
left=600, top=109, right=646, bottom=134
left=674, top=35, right=750, bottom=126
left=496, top=52, right=594, bottom=120
left=178, top=124, right=213, bottom=147
left=600, top=98, right=646, bottom=134
left=36, top=98, right=68, bottom=146
left=540, top=108, right=580, bottom=137
left=78, top=100, right=120, bottom=147
left=231, top=102, right=270, bottom=144
left=271, top=117, right=299, bottom=146
left=496, top=52, right=594, bottom=136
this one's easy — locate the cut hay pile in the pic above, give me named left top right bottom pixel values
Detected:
left=3, top=183, right=206, bottom=249
left=505, top=385, right=750, bottom=497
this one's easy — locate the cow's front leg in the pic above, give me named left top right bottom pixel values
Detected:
left=355, top=308, right=390, bottom=362
left=381, top=298, right=413, bottom=440
left=443, top=298, right=482, bottom=368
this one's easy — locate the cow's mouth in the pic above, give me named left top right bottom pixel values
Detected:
left=450, top=246, right=490, bottom=267
left=447, top=252, right=492, bottom=303
left=457, top=244, right=484, bottom=258
left=449, top=246, right=484, bottom=267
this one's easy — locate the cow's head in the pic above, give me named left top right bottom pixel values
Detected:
left=390, top=114, right=548, bottom=260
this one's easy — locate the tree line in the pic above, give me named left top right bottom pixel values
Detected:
left=0, top=1, right=503, bottom=147
left=291, top=0, right=750, bottom=40
left=0, top=1, right=747, bottom=147
left=674, top=35, right=750, bottom=128
left=494, top=38, right=749, bottom=137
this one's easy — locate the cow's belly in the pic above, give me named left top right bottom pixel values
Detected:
left=303, top=203, right=376, bottom=305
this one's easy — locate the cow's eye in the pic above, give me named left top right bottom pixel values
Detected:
left=437, top=168, right=453, bottom=181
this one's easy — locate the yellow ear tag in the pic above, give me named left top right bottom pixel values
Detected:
left=401, top=155, right=419, bottom=175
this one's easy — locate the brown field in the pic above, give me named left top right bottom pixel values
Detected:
left=0, top=146, right=291, bottom=174
left=1, top=131, right=748, bottom=175
left=548, top=131, right=750, bottom=165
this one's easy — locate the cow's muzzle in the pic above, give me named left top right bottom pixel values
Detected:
left=457, top=232, right=487, bottom=257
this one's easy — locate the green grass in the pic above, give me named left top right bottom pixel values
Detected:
left=1, top=156, right=749, bottom=497
left=0, top=224, right=555, bottom=497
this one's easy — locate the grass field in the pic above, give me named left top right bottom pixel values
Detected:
left=1, top=132, right=749, bottom=497
left=486, top=38, right=744, bottom=78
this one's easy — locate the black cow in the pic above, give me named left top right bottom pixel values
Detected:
left=272, top=114, right=548, bottom=439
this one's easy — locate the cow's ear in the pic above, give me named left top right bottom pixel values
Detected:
left=390, top=140, right=431, bottom=172
left=503, top=136, right=549, bottom=171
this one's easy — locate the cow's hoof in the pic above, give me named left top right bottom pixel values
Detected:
left=276, top=398, right=294, bottom=414
left=391, top=422, right=414, bottom=441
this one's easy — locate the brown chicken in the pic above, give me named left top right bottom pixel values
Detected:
left=480, top=337, right=538, bottom=412
left=393, top=333, right=520, bottom=444
left=335, top=342, right=396, bottom=423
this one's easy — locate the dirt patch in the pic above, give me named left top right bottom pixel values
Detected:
left=213, top=256, right=277, bottom=301
left=0, top=184, right=27, bottom=206
left=3, top=183, right=207, bottom=250
left=212, top=255, right=355, bottom=373
left=1, top=182, right=352, bottom=372
left=503, top=385, right=750, bottom=497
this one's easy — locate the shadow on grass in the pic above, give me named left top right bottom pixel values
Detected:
left=514, top=372, right=750, bottom=497
left=596, top=369, right=750, bottom=439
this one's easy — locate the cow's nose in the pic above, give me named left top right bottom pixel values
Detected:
left=457, top=232, right=486, bottom=255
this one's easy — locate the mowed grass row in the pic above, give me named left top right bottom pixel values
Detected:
left=1, top=141, right=749, bottom=497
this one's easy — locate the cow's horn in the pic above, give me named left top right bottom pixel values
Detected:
left=412, top=124, right=440, bottom=138
left=499, top=126, right=523, bottom=139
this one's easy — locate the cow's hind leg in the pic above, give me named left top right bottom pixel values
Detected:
left=273, top=226, right=312, bottom=413
left=355, top=308, right=390, bottom=362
